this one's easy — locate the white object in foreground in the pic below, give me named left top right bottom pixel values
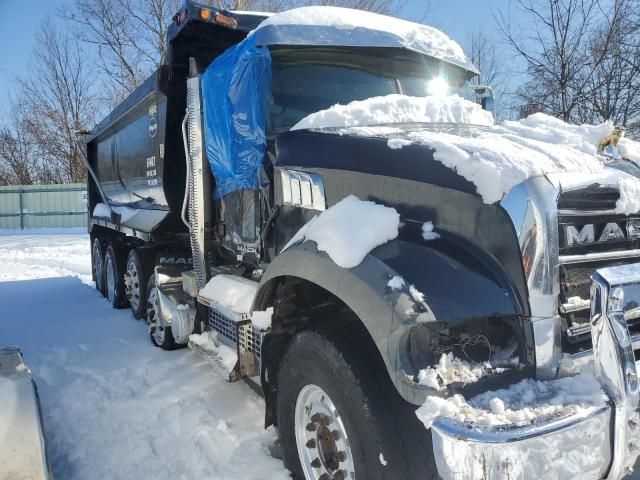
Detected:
left=292, top=94, right=494, bottom=131
left=284, top=195, right=401, bottom=269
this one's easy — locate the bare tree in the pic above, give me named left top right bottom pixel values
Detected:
left=18, top=21, right=99, bottom=184
left=498, top=0, right=628, bottom=122
left=0, top=104, right=37, bottom=185
left=62, top=0, right=181, bottom=106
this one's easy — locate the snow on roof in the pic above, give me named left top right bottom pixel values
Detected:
left=291, top=94, right=494, bottom=131
left=252, top=6, right=477, bottom=73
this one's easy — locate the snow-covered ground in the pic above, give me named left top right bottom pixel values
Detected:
left=0, top=230, right=290, bottom=480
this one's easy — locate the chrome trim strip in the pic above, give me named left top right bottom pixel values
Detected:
left=559, top=249, right=640, bottom=265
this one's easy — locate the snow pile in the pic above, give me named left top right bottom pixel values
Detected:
left=200, top=274, right=258, bottom=314
left=0, top=231, right=91, bottom=284
left=416, top=352, right=495, bottom=391
left=416, top=369, right=607, bottom=428
left=387, top=275, right=405, bottom=290
left=188, top=331, right=238, bottom=373
left=291, top=95, right=494, bottom=131
left=284, top=195, right=400, bottom=268
left=255, top=7, right=474, bottom=71
left=422, top=221, right=440, bottom=240
left=402, top=113, right=624, bottom=203
left=616, top=177, right=640, bottom=214
left=92, top=202, right=138, bottom=222
left=620, top=137, right=640, bottom=165
left=387, top=138, right=412, bottom=150
left=251, top=307, right=273, bottom=330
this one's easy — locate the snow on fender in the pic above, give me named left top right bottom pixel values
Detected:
left=282, top=195, right=401, bottom=269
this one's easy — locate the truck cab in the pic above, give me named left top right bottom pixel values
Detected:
left=85, top=3, right=640, bottom=479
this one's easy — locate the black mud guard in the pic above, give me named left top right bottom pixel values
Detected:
left=253, top=238, right=526, bottom=406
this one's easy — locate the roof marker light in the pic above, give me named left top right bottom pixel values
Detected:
left=214, top=13, right=238, bottom=28
left=199, top=8, right=211, bottom=21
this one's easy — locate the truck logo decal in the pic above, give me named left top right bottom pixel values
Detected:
left=563, top=220, right=637, bottom=247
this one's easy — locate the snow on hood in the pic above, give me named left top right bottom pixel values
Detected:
left=253, top=7, right=476, bottom=73
left=296, top=96, right=640, bottom=208
left=291, top=95, right=494, bottom=131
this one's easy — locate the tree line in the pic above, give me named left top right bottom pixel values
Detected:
left=0, top=0, right=638, bottom=185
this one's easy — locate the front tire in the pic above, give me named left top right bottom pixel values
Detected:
left=277, top=329, right=438, bottom=480
left=104, top=244, right=127, bottom=309
left=146, top=275, right=175, bottom=350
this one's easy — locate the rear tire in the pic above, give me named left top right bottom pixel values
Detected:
left=125, top=249, right=151, bottom=319
left=104, top=244, right=127, bottom=309
left=276, top=329, right=438, bottom=480
left=146, top=275, right=175, bottom=350
left=92, top=237, right=105, bottom=296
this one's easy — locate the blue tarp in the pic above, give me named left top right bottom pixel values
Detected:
left=201, top=36, right=272, bottom=199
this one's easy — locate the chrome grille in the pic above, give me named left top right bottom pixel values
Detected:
left=557, top=195, right=640, bottom=347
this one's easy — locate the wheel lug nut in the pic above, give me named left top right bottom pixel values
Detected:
left=337, top=451, right=347, bottom=462
left=319, top=475, right=331, bottom=480
left=306, top=423, right=316, bottom=432
left=311, top=458, right=322, bottom=468
left=333, top=471, right=346, bottom=480
left=305, top=439, right=316, bottom=449
left=332, top=429, right=341, bottom=440
left=311, top=413, right=322, bottom=423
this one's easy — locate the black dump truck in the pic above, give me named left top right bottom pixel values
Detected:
left=85, top=2, right=640, bottom=479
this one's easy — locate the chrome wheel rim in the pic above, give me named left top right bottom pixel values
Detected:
left=295, top=384, right=355, bottom=480
left=125, top=257, right=141, bottom=312
left=147, top=287, right=165, bottom=345
left=106, top=255, right=115, bottom=304
left=93, top=242, right=103, bottom=291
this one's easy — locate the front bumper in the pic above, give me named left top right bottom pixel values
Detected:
left=431, top=263, right=640, bottom=479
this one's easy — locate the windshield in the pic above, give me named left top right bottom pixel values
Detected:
left=268, top=47, right=478, bottom=134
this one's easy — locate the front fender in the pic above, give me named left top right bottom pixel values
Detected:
left=255, top=238, right=526, bottom=405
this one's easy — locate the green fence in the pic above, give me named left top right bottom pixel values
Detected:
left=0, top=183, right=88, bottom=229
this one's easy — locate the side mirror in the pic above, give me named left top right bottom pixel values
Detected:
left=482, top=96, right=496, bottom=117
left=471, top=85, right=496, bottom=118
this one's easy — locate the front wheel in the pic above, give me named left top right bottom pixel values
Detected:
left=277, top=329, right=438, bottom=480
left=146, top=275, right=175, bottom=350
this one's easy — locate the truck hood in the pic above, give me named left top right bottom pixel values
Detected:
left=282, top=120, right=640, bottom=213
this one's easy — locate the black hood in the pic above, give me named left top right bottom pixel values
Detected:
left=275, top=125, right=487, bottom=200
left=273, top=126, right=530, bottom=316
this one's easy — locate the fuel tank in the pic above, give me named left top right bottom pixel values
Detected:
left=86, top=65, right=188, bottom=233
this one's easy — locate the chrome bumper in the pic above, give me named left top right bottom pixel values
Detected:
left=431, top=263, right=640, bottom=480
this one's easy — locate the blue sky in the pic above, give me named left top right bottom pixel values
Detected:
left=0, top=0, right=519, bottom=120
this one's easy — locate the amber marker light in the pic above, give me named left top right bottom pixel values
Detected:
left=199, top=8, right=211, bottom=20
left=214, top=13, right=238, bottom=28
